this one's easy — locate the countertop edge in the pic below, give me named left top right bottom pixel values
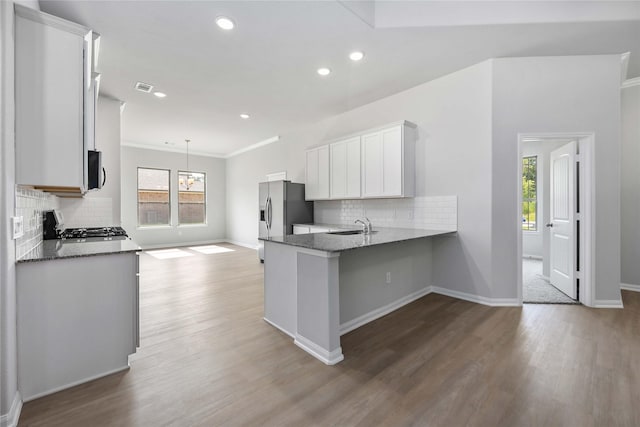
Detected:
left=261, top=229, right=457, bottom=253
left=17, top=248, right=141, bottom=263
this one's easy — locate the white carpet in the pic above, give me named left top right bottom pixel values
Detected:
left=523, top=258, right=579, bottom=304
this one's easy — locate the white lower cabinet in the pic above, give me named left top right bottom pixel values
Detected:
left=17, top=252, right=139, bottom=401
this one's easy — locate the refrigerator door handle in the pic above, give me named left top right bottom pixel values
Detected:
left=263, top=195, right=270, bottom=230
left=267, top=197, right=273, bottom=230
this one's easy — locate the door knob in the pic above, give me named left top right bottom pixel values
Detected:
left=545, top=223, right=554, bottom=228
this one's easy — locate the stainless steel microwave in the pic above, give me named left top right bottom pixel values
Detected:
left=88, top=150, right=104, bottom=190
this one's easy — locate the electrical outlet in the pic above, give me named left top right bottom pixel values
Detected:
left=386, top=272, right=391, bottom=284
left=12, top=216, right=24, bottom=239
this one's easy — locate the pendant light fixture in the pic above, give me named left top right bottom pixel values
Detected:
left=179, top=139, right=195, bottom=191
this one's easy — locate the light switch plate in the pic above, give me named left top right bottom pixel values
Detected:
left=12, top=216, right=24, bottom=239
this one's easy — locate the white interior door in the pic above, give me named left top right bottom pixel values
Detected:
left=549, top=141, right=577, bottom=299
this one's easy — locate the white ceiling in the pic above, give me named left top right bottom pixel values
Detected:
left=39, top=1, right=640, bottom=157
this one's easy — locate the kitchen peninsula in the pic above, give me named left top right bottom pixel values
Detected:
left=261, top=227, right=456, bottom=364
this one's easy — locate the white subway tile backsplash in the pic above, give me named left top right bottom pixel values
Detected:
left=314, top=196, right=457, bottom=231
left=15, top=186, right=58, bottom=260
left=58, top=197, right=113, bottom=228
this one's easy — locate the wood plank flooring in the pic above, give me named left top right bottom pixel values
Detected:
left=18, top=243, right=640, bottom=426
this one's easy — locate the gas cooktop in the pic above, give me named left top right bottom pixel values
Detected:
left=60, top=227, right=128, bottom=241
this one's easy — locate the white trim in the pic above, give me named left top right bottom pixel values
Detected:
left=263, top=317, right=295, bottom=339
left=0, top=392, right=22, bottom=427
left=432, top=286, right=520, bottom=307
left=340, top=286, right=432, bottom=335
left=224, top=240, right=258, bottom=250
left=23, top=365, right=130, bottom=402
left=516, top=133, right=596, bottom=307
left=592, top=299, right=624, bottom=309
left=621, top=283, right=640, bottom=292
left=224, top=135, right=280, bottom=159
left=294, top=335, right=344, bottom=365
left=15, top=4, right=89, bottom=36
left=622, top=77, right=640, bottom=89
left=621, top=52, right=630, bottom=83
left=138, top=239, right=226, bottom=250
left=122, top=140, right=226, bottom=159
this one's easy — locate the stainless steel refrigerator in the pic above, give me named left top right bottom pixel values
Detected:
left=258, top=180, right=313, bottom=262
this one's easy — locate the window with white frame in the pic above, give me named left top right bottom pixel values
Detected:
left=178, top=171, right=206, bottom=224
left=138, top=168, right=170, bottom=226
left=522, top=156, right=538, bottom=231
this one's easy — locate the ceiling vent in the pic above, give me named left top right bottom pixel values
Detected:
left=135, top=82, right=154, bottom=93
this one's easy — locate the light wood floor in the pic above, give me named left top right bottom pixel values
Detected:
left=19, top=243, right=640, bottom=426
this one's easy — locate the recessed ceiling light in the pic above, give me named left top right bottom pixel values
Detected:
left=154, top=92, right=167, bottom=98
left=215, top=16, right=235, bottom=30
left=317, top=67, right=331, bottom=76
left=240, top=113, right=250, bottom=119
left=349, top=51, right=365, bottom=61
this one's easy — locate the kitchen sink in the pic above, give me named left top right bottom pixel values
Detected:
left=327, top=230, right=377, bottom=236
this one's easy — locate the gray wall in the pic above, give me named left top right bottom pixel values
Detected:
left=492, top=55, right=622, bottom=302
left=1, top=0, right=40, bottom=418
left=226, top=61, right=494, bottom=299
left=621, top=85, right=640, bottom=286
left=89, top=96, right=122, bottom=222
left=121, top=146, right=226, bottom=248
left=340, top=239, right=432, bottom=324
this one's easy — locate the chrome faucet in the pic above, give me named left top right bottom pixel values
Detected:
left=354, top=217, right=373, bottom=234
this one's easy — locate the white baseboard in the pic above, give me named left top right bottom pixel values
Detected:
left=0, top=391, right=22, bottom=427
left=593, top=299, right=624, bottom=309
left=432, top=286, right=520, bottom=307
left=340, top=286, right=433, bottom=335
left=294, top=335, right=344, bottom=365
left=224, top=240, right=258, bottom=250
left=22, top=365, right=130, bottom=403
left=621, top=283, right=640, bottom=292
left=263, top=317, right=295, bottom=339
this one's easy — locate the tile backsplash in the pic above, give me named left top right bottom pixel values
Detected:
left=314, top=196, right=457, bottom=231
left=15, top=186, right=58, bottom=260
left=58, top=197, right=113, bottom=228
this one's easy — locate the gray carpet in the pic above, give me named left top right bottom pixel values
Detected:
left=523, top=258, right=579, bottom=304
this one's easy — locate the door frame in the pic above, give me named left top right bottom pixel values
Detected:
left=516, top=132, right=595, bottom=307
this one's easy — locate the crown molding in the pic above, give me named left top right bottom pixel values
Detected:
left=622, top=77, right=640, bottom=89
left=224, top=136, right=281, bottom=159
left=121, top=140, right=226, bottom=159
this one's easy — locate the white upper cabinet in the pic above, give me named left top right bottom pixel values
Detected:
left=305, top=145, right=329, bottom=200
left=305, top=121, right=416, bottom=200
left=15, top=5, right=97, bottom=195
left=361, top=122, right=416, bottom=198
left=330, top=136, right=360, bottom=199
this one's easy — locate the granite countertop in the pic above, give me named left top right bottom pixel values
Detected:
left=293, top=223, right=361, bottom=230
left=260, top=227, right=456, bottom=252
left=18, top=239, right=141, bottom=263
